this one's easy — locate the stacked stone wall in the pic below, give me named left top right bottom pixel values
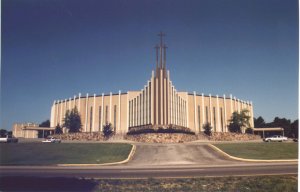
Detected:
left=53, top=132, right=104, bottom=141
left=52, top=132, right=260, bottom=142
left=208, top=132, right=261, bottom=141
left=125, top=133, right=200, bottom=143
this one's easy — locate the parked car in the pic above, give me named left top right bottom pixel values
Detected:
left=263, top=135, right=288, bottom=142
left=42, top=137, right=61, bottom=143
left=0, top=135, right=18, bottom=143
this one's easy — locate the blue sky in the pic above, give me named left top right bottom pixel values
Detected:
left=1, top=0, right=298, bottom=129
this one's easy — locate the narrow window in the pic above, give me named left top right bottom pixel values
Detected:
left=137, top=96, right=139, bottom=126
left=98, top=106, right=102, bottom=131
left=128, top=101, right=130, bottom=127
left=129, top=100, right=131, bottom=127
left=129, top=100, right=132, bottom=127
left=131, top=100, right=133, bottom=126
left=137, top=97, right=139, bottom=126
left=180, top=100, right=182, bottom=126
left=140, top=94, right=142, bottom=125
left=198, top=105, right=201, bottom=132
left=146, top=88, right=148, bottom=124
left=90, top=106, right=93, bottom=132
left=105, top=105, right=108, bottom=124
left=149, top=82, right=151, bottom=122
left=220, top=108, right=224, bottom=132
left=114, top=105, right=117, bottom=132
left=134, top=98, right=136, bottom=126
left=176, top=95, right=179, bottom=125
left=142, top=90, right=145, bottom=125
left=213, top=107, right=216, bottom=131
left=205, top=106, right=209, bottom=124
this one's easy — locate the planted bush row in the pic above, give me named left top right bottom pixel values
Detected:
left=127, top=126, right=195, bottom=135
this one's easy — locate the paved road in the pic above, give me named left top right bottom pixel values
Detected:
left=0, top=143, right=298, bottom=178
left=0, top=163, right=297, bottom=178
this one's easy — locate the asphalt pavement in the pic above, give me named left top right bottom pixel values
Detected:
left=0, top=142, right=298, bottom=178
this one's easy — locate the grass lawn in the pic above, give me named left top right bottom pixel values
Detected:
left=214, top=143, right=298, bottom=160
left=0, top=175, right=297, bottom=192
left=0, top=143, right=132, bottom=165
left=94, top=175, right=298, bottom=192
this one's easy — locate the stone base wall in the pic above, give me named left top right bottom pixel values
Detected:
left=53, top=132, right=104, bottom=141
left=125, top=132, right=260, bottom=143
left=52, top=132, right=260, bottom=142
left=125, top=133, right=200, bottom=143
left=208, top=132, right=261, bottom=141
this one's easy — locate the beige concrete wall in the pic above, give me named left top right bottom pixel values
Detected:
left=111, top=94, right=119, bottom=131
left=177, top=92, right=188, bottom=128
left=120, top=94, right=128, bottom=134
left=13, top=123, right=39, bottom=138
left=187, top=94, right=254, bottom=133
left=93, top=95, right=101, bottom=132
left=187, top=95, right=195, bottom=132
left=51, top=84, right=254, bottom=135
left=26, top=130, right=38, bottom=138
left=51, top=92, right=254, bottom=135
left=210, top=96, right=218, bottom=132
left=51, top=93, right=131, bottom=135
left=194, top=94, right=203, bottom=133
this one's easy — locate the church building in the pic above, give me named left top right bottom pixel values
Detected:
left=50, top=33, right=254, bottom=135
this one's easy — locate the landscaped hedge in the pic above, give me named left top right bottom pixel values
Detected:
left=127, top=125, right=195, bottom=135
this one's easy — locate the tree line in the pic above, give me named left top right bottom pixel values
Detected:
left=202, top=110, right=298, bottom=138
left=254, top=116, right=298, bottom=138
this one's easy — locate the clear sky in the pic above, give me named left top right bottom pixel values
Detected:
left=1, top=0, right=298, bottom=129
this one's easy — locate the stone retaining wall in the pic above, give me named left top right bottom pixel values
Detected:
left=53, top=132, right=105, bottom=141
left=125, top=132, right=260, bottom=143
left=208, top=132, right=261, bottom=141
left=125, top=133, right=200, bottom=143
left=52, top=132, right=260, bottom=142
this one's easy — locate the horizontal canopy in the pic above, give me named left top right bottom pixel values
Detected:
left=23, top=126, right=55, bottom=131
left=253, top=127, right=283, bottom=132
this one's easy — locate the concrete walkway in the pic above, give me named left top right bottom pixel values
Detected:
left=127, top=143, right=236, bottom=166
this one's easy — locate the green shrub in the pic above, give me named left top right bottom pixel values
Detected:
left=203, top=123, right=212, bottom=136
left=103, top=123, right=114, bottom=139
left=127, top=125, right=195, bottom=135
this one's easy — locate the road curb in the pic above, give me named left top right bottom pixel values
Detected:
left=58, top=144, right=136, bottom=166
left=208, top=144, right=298, bottom=162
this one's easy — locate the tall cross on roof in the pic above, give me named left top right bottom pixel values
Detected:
left=158, top=31, right=165, bottom=47
left=155, top=45, right=160, bottom=69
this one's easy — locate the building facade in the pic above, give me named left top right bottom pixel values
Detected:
left=13, top=123, right=39, bottom=138
left=50, top=33, right=254, bottom=135
left=13, top=123, right=55, bottom=138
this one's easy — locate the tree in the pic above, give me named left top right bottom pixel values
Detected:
left=103, top=123, right=114, bottom=139
left=0, top=129, right=8, bottom=137
left=55, top=124, right=63, bottom=134
left=39, top=120, right=50, bottom=127
left=245, top=128, right=253, bottom=134
left=38, top=120, right=51, bottom=138
left=291, top=120, right=298, bottom=139
left=254, top=116, right=265, bottom=128
left=270, top=117, right=291, bottom=137
left=63, top=107, right=82, bottom=133
left=228, top=109, right=251, bottom=133
left=203, top=123, right=212, bottom=136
